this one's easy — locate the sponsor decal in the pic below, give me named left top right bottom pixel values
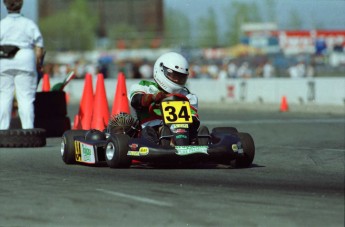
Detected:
left=236, top=142, right=244, bottom=154
left=127, top=147, right=149, bottom=156
left=175, top=146, right=208, bottom=156
left=127, top=151, right=140, bottom=156
left=176, top=135, right=188, bottom=139
left=75, top=141, right=81, bottom=161
left=174, top=128, right=187, bottom=133
left=129, top=143, right=139, bottom=150
left=172, top=124, right=189, bottom=129
left=80, top=143, right=96, bottom=163
left=139, top=147, right=149, bottom=155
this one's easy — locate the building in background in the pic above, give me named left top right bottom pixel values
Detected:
left=38, top=0, right=164, bottom=48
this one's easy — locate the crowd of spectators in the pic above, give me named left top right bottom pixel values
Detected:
left=42, top=52, right=344, bottom=80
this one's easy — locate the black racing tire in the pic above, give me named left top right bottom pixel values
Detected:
left=61, top=130, right=87, bottom=164
left=212, top=127, right=238, bottom=134
left=198, top=125, right=210, bottom=145
left=105, top=134, right=131, bottom=168
left=0, top=128, right=46, bottom=147
left=231, top=132, right=255, bottom=168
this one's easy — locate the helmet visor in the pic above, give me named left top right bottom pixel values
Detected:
left=163, top=66, right=188, bottom=85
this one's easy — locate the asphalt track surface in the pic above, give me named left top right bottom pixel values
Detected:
left=1, top=103, right=344, bottom=227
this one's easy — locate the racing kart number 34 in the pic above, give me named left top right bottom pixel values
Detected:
left=61, top=94, right=255, bottom=169
left=161, top=100, right=193, bottom=124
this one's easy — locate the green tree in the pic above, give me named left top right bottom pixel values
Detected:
left=107, top=22, right=139, bottom=48
left=311, top=12, right=324, bottom=29
left=163, top=8, right=191, bottom=47
left=196, top=7, right=219, bottom=48
left=265, top=0, right=277, bottom=23
left=287, top=9, right=303, bottom=29
left=39, top=0, right=97, bottom=51
left=224, top=1, right=262, bottom=46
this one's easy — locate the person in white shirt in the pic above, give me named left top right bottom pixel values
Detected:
left=0, top=0, right=45, bottom=129
left=227, top=61, right=237, bottom=78
left=139, top=60, right=153, bottom=79
left=263, top=61, right=275, bottom=78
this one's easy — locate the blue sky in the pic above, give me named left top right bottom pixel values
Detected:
left=164, top=0, right=345, bottom=30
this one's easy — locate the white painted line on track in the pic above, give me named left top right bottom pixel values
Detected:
left=203, top=118, right=345, bottom=125
left=96, top=188, right=173, bottom=207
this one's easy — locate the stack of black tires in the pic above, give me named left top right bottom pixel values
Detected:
left=34, top=91, right=71, bottom=137
left=0, top=91, right=71, bottom=147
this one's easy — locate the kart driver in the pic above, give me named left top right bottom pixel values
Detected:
left=129, top=52, right=200, bottom=143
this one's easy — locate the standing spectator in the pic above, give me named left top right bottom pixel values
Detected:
left=139, top=59, right=152, bottom=79
left=237, top=62, right=252, bottom=78
left=296, top=61, right=306, bottom=77
left=263, top=60, right=275, bottom=78
left=227, top=60, right=238, bottom=78
left=288, top=63, right=300, bottom=78
left=218, top=64, right=229, bottom=80
left=207, top=62, right=219, bottom=79
left=0, top=0, right=44, bottom=129
left=85, top=61, right=97, bottom=77
left=306, top=63, right=315, bottom=78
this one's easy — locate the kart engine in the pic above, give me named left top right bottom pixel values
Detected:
left=107, top=112, right=140, bottom=137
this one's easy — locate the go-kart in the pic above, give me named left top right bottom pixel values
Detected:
left=61, top=94, right=255, bottom=168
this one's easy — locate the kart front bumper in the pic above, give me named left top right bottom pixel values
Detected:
left=127, top=134, right=242, bottom=164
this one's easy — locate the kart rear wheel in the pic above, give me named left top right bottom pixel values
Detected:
left=105, top=134, right=131, bottom=168
left=198, top=125, right=210, bottom=145
left=232, top=132, right=255, bottom=168
left=61, top=130, right=86, bottom=164
left=212, top=127, right=238, bottom=134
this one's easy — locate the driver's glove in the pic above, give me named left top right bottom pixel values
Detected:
left=141, top=92, right=167, bottom=106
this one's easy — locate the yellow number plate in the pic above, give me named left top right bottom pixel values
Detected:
left=161, top=101, right=192, bottom=124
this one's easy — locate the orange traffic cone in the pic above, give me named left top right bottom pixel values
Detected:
left=73, top=114, right=81, bottom=129
left=280, top=96, right=289, bottom=112
left=42, top=73, right=50, bottom=91
left=91, top=73, right=110, bottom=131
left=111, top=72, right=130, bottom=115
left=65, top=92, right=70, bottom=105
left=77, top=73, right=94, bottom=129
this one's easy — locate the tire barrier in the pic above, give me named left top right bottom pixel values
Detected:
left=0, top=128, right=46, bottom=147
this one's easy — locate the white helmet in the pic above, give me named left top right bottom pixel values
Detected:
left=153, top=52, right=189, bottom=93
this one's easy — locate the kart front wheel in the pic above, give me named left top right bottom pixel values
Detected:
left=232, top=132, right=255, bottom=168
left=105, top=134, right=131, bottom=168
left=61, top=130, right=87, bottom=164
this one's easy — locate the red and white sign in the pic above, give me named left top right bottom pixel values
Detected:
left=279, top=30, right=345, bottom=55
